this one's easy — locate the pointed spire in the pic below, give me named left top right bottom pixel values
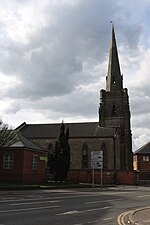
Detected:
left=106, top=24, right=123, bottom=92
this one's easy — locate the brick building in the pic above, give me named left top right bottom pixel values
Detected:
left=0, top=133, right=47, bottom=183
left=134, top=142, right=150, bottom=172
left=133, top=142, right=150, bottom=184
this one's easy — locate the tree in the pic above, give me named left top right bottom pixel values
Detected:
left=0, top=120, right=17, bottom=148
left=51, top=122, right=70, bottom=183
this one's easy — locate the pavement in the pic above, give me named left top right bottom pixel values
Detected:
left=129, top=207, right=150, bottom=225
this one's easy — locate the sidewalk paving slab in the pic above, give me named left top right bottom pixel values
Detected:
left=130, top=207, right=150, bottom=225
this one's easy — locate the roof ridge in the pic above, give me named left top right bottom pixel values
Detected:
left=17, top=121, right=98, bottom=126
left=134, top=141, right=150, bottom=154
left=11, top=132, right=45, bottom=151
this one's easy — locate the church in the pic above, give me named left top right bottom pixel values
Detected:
left=17, top=25, right=133, bottom=172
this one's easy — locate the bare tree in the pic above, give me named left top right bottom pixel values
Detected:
left=0, top=120, right=17, bottom=148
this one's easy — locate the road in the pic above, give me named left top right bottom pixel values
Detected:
left=0, top=186, right=150, bottom=225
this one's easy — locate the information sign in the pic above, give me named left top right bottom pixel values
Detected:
left=91, top=151, right=103, bottom=169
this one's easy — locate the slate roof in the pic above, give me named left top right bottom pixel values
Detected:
left=10, top=132, right=44, bottom=151
left=134, top=141, right=150, bottom=155
left=16, top=122, right=116, bottom=139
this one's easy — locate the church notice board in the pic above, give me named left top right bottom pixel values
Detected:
left=91, top=151, right=103, bottom=169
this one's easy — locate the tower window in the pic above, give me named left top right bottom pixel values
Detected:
left=111, top=105, right=117, bottom=116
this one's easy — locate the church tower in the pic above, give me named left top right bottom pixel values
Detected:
left=99, top=25, right=133, bottom=170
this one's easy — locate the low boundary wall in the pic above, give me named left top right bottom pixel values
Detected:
left=67, top=169, right=137, bottom=185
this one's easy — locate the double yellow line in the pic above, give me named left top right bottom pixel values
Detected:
left=117, top=211, right=132, bottom=224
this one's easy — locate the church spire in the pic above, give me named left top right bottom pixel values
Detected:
left=106, top=24, right=123, bottom=92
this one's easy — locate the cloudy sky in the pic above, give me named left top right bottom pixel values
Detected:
left=0, top=0, right=150, bottom=150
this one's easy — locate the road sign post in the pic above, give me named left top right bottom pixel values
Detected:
left=91, top=151, right=103, bottom=188
left=101, top=168, right=103, bottom=189
left=92, top=168, right=94, bottom=188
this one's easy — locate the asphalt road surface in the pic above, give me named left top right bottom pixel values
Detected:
left=0, top=186, right=150, bottom=225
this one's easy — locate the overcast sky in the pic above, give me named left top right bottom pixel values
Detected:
left=0, top=0, right=150, bottom=150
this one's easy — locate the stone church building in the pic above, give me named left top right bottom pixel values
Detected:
left=17, top=25, right=133, bottom=172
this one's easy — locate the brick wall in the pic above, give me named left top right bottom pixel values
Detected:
left=67, top=169, right=136, bottom=185
left=0, top=148, right=47, bottom=183
left=134, top=154, right=150, bottom=171
left=0, top=149, right=24, bottom=182
left=22, top=149, right=47, bottom=183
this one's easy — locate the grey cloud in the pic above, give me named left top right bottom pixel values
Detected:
left=131, top=95, right=150, bottom=115
left=0, top=0, right=126, bottom=101
left=120, top=25, right=143, bottom=50
left=23, top=84, right=99, bottom=118
left=1, top=0, right=143, bottom=102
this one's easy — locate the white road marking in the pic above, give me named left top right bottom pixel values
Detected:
left=85, top=198, right=123, bottom=204
left=106, top=191, right=134, bottom=195
left=87, top=220, right=99, bottom=224
left=59, top=210, right=79, bottom=215
left=86, top=206, right=110, bottom=212
left=56, top=206, right=110, bottom=215
left=0, top=205, right=60, bottom=213
left=137, top=195, right=150, bottom=198
left=73, top=224, right=83, bottom=225
left=10, top=200, right=59, bottom=206
left=0, top=194, right=99, bottom=203
left=103, top=217, right=113, bottom=221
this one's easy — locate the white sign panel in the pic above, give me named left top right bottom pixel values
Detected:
left=91, top=151, right=103, bottom=169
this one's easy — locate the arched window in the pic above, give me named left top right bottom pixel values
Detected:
left=101, top=143, right=107, bottom=169
left=82, top=143, right=88, bottom=169
left=47, top=143, right=53, bottom=167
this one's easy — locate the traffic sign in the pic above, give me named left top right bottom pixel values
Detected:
left=91, top=151, right=103, bottom=169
